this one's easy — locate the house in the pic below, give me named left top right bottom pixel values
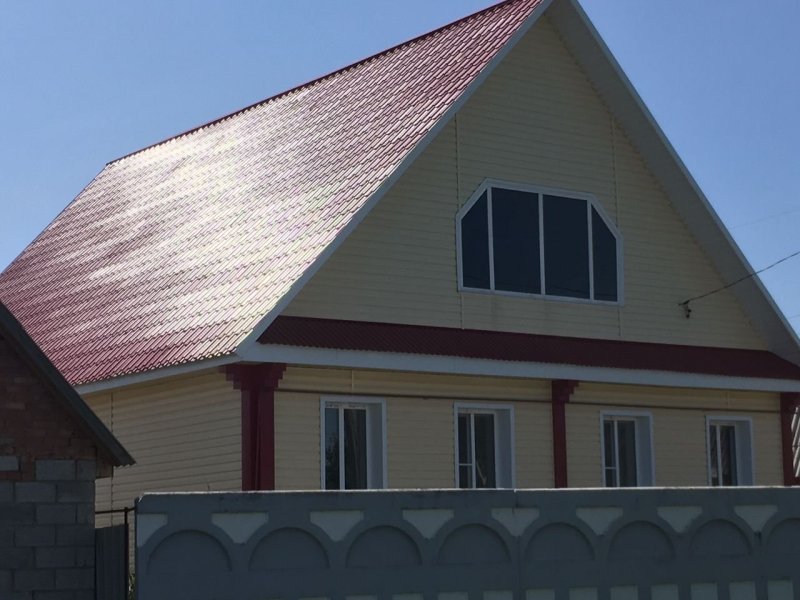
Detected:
left=1, top=0, right=799, bottom=518
left=0, top=301, right=133, bottom=597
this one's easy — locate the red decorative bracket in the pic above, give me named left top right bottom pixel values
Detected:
left=780, top=392, right=800, bottom=486
left=225, top=363, right=286, bottom=491
left=552, top=380, right=578, bottom=488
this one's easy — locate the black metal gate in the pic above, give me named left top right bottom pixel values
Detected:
left=95, top=508, right=131, bottom=600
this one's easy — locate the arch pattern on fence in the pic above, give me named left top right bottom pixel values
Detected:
left=136, top=488, right=800, bottom=600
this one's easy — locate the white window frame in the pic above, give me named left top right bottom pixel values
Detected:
left=705, top=415, right=754, bottom=487
left=319, top=396, right=387, bottom=490
left=453, top=402, right=515, bottom=489
left=455, top=178, right=624, bottom=305
left=599, top=410, right=655, bottom=487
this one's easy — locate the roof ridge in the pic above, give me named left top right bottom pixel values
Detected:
left=107, top=0, right=524, bottom=166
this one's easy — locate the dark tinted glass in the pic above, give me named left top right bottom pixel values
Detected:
left=343, top=408, right=368, bottom=489
left=592, top=208, right=618, bottom=301
left=491, top=188, right=540, bottom=293
left=720, top=425, right=737, bottom=486
left=458, top=414, right=472, bottom=489
left=603, top=420, right=616, bottom=487
left=543, top=195, right=589, bottom=298
left=709, top=425, right=719, bottom=486
left=461, top=192, right=490, bottom=289
left=324, top=407, right=340, bottom=490
left=616, top=420, right=638, bottom=487
left=473, top=413, right=496, bottom=488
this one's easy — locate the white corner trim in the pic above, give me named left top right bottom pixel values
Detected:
left=233, top=0, right=555, bottom=359
left=75, top=354, right=240, bottom=395
left=243, top=343, right=800, bottom=393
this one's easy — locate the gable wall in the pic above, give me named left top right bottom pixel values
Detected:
left=283, top=15, right=764, bottom=350
left=84, top=370, right=241, bottom=526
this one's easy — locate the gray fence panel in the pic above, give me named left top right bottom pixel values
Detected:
left=136, top=488, right=800, bottom=600
left=96, top=524, right=128, bottom=600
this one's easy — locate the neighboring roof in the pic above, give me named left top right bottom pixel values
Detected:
left=261, top=316, right=800, bottom=382
left=0, top=302, right=134, bottom=467
left=0, top=0, right=544, bottom=385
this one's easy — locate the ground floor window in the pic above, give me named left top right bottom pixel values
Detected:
left=707, top=417, right=753, bottom=486
left=455, top=404, right=514, bottom=488
left=601, top=412, right=654, bottom=487
left=321, top=397, right=385, bottom=490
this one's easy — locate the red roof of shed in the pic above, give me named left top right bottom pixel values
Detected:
left=0, top=0, right=542, bottom=385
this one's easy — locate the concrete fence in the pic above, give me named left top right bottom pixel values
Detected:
left=135, top=488, right=800, bottom=600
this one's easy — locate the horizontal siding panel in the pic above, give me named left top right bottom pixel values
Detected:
left=82, top=370, right=241, bottom=510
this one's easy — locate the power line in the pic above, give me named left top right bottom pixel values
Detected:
left=679, top=248, right=800, bottom=317
left=729, top=207, right=800, bottom=230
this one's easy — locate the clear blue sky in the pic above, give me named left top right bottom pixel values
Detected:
left=1, top=0, right=798, bottom=329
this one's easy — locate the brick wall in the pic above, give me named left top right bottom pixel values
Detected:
left=1, top=334, right=103, bottom=599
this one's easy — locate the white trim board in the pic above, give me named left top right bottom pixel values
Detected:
left=244, top=343, right=800, bottom=393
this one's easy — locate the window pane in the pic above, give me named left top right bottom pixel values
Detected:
left=592, top=208, right=618, bottom=302
left=458, top=466, right=472, bottom=490
left=473, top=413, right=496, bottom=488
left=461, top=192, right=490, bottom=289
left=543, top=195, right=589, bottom=298
left=324, top=407, right=340, bottom=490
left=458, top=414, right=470, bottom=465
left=720, top=425, right=738, bottom=486
left=603, top=420, right=616, bottom=487
left=616, top=420, right=638, bottom=487
left=343, top=408, right=368, bottom=489
left=709, top=424, right=720, bottom=486
left=492, top=188, right=540, bottom=293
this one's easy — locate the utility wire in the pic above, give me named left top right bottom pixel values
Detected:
left=679, top=248, right=800, bottom=315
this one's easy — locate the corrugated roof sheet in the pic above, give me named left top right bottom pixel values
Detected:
left=261, top=316, right=800, bottom=381
left=0, top=0, right=542, bottom=385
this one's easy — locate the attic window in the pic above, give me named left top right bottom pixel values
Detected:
left=457, top=181, right=621, bottom=303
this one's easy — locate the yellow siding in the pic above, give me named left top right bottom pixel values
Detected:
left=387, top=397, right=454, bottom=489
left=284, top=16, right=764, bottom=350
left=274, top=391, right=320, bottom=490
left=82, top=365, right=784, bottom=499
left=83, top=370, right=241, bottom=521
left=276, top=367, right=783, bottom=490
left=275, top=366, right=552, bottom=490
left=515, top=401, right=553, bottom=488
left=567, top=383, right=782, bottom=487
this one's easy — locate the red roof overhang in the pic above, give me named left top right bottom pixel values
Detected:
left=259, top=316, right=800, bottom=381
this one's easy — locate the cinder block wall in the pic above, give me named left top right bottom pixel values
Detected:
left=1, top=335, right=101, bottom=599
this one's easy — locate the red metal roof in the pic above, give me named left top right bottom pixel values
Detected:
left=0, top=0, right=542, bottom=385
left=260, top=316, right=800, bottom=381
